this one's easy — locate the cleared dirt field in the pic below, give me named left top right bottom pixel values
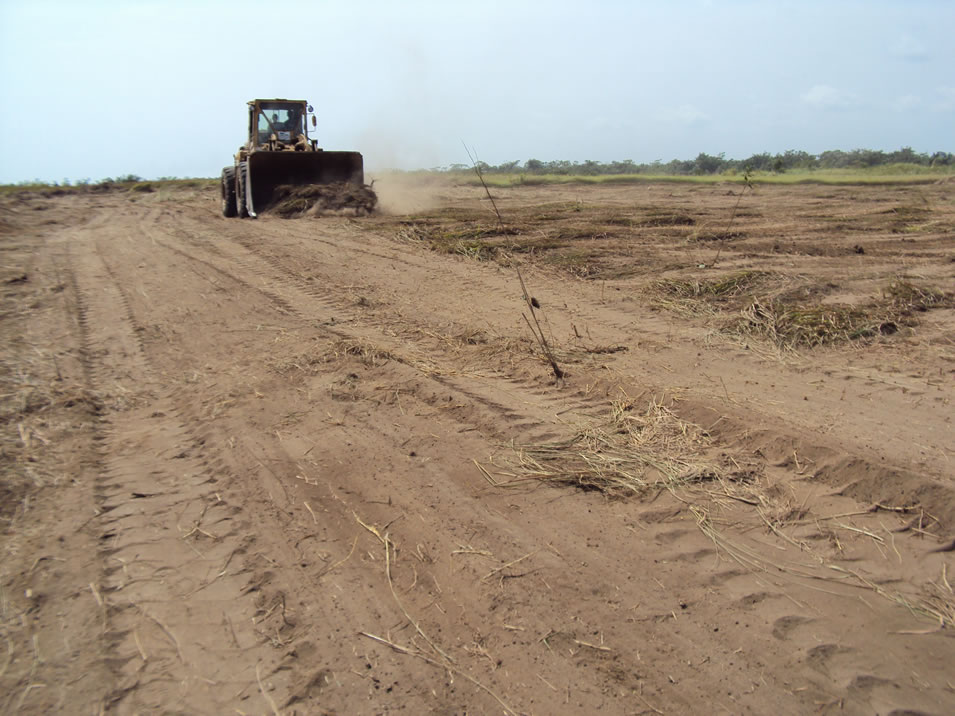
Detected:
left=1, top=176, right=953, bottom=714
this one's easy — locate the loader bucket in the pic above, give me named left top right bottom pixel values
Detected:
left=247, top=151, right=364, bottom=215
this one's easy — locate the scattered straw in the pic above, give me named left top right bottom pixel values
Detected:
left=353, top=512, right=519, bottom=715
left=256, top=663, right=282, bottom=716
left=922, top=564, right=955, bottom=628
left=319, top=536, right=358, bottom=577
left=353, top=512, right=454, bottom=663
left=143, top=610, right=185, bottom=664
left=360, top=632, right=518, bottom=716
left=697, top=507, right=955, bottom=628
left=537, top=673, right=558, bottom=691
left=483, top=398, right=735, bottom=495
left=482, top=550, right=538, bottom=582
left=88, top=582, right=103, bottom=607
left=573, top=638, right=612, bottom=652
left=303, top=501, right=317, bottom=524
left=133, top=631, right=147, bottom=661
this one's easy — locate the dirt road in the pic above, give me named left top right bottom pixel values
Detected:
left=2, top=179, right=953, bottom=714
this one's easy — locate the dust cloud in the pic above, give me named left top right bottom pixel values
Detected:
left=368, top=171, right=449, bottom=215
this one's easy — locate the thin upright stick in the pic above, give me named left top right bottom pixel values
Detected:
left=713, top=170, right=753, bottom=267
left=517, top=268, right=563, bottom=381
left=462, top=142, right=506, bottom=233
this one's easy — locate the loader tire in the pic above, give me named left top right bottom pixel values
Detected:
left=236, top=161, right=251, bottom=218
left=221, top=166, right=237, bottom=217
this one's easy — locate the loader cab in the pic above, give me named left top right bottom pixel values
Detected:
left=249, top=100, right=308, bottom=147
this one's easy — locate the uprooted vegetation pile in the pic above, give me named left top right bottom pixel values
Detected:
left=266, top=183, right=378, bottom=217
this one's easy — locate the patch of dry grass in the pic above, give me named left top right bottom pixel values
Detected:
left=383, top=203, right=683, bottom=278
left=654, top=271, right=771, bottom=301
left=649, top=272, right=953, bottom=349
left=648, top=271, right=773, bottom=319
left=330, top=338, right=400, bottom=367
left=395, top=221, right=567, bottom=263
left=733, top=300, right=898, bottom=348
left=885, top=279, right=953, bottom=311
left=483, top=398, right=740, bottom=495
left=731, top=279, right=954, bottom=349
left=272, top=338, right=407, bottom=377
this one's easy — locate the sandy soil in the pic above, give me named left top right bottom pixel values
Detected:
left=1, top=177, right=953, bottom=715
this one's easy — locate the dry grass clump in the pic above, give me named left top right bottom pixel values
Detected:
left=885, top=279, right=954, bottom=311
left=273, top=338, right=402, bottom=376
left=732, top=279, right=953, bottom=349
left=690, top=229, right=745, bottom=243
left=654, top=270, right=770, bottom=301
left=882, top=204, right=932, bottom=233
left=649, top=271, right=772, bottom=318
left=733, top=300, right=896, bottom=348
left=414, top=326, right=534, bottom=363
left=0, top=459, right=33, bottom=525
left=540, top=248, right=613, bottom=278
left=383, top=201, right=702, bottom=280
left=332, top=338, right=399, bottom=367
left=650, top=271, right=952, bottom=349
left=554, top=342, right=628, bottom=364
left=414, top=325, right=491, bottom=350
left=395, top=223, right=500, bottom=261
left=327, top=338, right=443, bottom=376
left=484, top=398, right=732, bottom=495
left=1, top=370, right=89, bottom=425
left=395, top=222, right=567, bottom=263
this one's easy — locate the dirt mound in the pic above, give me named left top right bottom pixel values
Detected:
left=266, top=182, right=378, bottom=217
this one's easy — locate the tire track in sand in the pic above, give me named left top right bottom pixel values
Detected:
left=146, top=215, right=613, bottom=443
left=64, top=231, right=293, bottom=714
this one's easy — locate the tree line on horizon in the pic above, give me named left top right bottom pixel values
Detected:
left=9, top=147, right=954, bottom=188
left=440, top=147, right=954, bottom=176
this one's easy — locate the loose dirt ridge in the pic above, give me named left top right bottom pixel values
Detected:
left=1, top=180, right=953, bottom=715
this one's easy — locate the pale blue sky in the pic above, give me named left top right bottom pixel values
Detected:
left=1, top=0, right=952, bottom=182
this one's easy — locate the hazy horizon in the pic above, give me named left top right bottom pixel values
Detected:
left=1, top=0, right=952, bottom=183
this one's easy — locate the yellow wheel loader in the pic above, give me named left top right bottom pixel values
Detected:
left=221, top=99, right=367, bottom=218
